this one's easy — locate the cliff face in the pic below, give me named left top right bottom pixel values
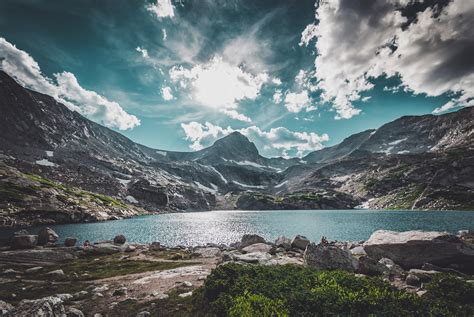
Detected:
left=0, top=70, right=473, bottom=227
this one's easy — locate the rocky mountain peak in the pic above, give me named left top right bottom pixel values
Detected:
left=209, top=132, right=259, bottom=159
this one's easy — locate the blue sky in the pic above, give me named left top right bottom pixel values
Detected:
left=0, top=0, right=472, bottom=157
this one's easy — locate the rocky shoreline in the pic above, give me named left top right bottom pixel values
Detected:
left=0, top=228, right=473, bottom=316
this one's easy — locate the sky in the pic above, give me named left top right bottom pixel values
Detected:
left=0, top=0, right=473, bottom=158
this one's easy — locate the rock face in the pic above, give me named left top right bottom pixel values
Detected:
left=11, top=235, right=38, bottom=249
left=64, top=237, right=77, bottom=247
left=291, top=235, right=310, bottom=250
left=12, top=296, right=66, bottom=316
left=242, top=243, right=272, bottom=254
left=37, top=227, right=59, bottom=245
left=275, top=236, right=291, bottom=250
left=304, top=243, right=359, bottom=272
left=113, top=234, right=126, bottom=245
left=364, top=230, right=474, bottom=271
left=240, top=234, right=266, bottom=248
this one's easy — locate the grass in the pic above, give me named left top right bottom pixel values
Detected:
left=191, top=263, right=474, bottom=316
left=389, top=183, right=426, bottom=209
left=46, top=254, right=199, bottom=281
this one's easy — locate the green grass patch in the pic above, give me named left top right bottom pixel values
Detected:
left=192, top=264, right=474, bottom=316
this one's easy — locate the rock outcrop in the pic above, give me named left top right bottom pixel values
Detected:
left=304, top=243, right=359, bottom=272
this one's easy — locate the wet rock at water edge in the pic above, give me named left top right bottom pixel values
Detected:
left=37, top=227, right=59, bottom=246
left=291, top=235, right=310, bottom=250
left=113, top=234, right=126, bottom=245
left=275, top=236, right=292, bottom=250
left=64, top=237, right=78, bottom=247
left=240, top=234, right=266, bottom=248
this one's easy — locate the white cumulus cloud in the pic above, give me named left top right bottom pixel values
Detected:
left=302, top=0, right=474, bottom=118
left=284, top=90, right=314, bottom=113
left=170, top=56, right=268, bottom=122
left=146, top=0, right=175, bottom=19
left=161, top=86, right=174, bottom=101
left=0, top=37, right=140, bottom=130
left=181, top=121, right=329, bottom=158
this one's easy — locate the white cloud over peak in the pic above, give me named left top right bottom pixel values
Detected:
left=302, top=0, right=474, bottom=118
left=161, top=86, right=174, bottom=101
left=0, top=37, right=140, bottom=130
left=169, top=56, right=268, bottom=122
left=136, top=46, right=149, bottom=59
left=146, top=0, right=175, bottom=19
left=181, top=121, right=329, bottom=157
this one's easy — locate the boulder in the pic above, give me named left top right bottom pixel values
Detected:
left=304, top=243, right=359, bottom=272
left=240, top=234, right=266, bottom=248
left=149, top=242, right=165, bottom=251
left=113, top=235, right=126, bottom=245
left=291, top=235, right=310, bottom=250
left=357, top=256, right=388, bottom=276
left=378, top=257, right=405, bottom=276
left=363, top=230, right=474, bottom=270
left=405, top=274, right=421, bottom=287
left=10, top=235, right=37, bottom=249
left=0, top=300, right=13, bottom=315
left=242, top=243, right=272, bottom=254
left=67, top=307, right=85, bottom=317
left=37, top=227, right=59, bottom=246
left=26, top=266, right=43, bottom=274
left=274, top=236, right=292, bottom=250
left=12, top=296, right=66, bottom=316
left=64, top=237, right=77, bottom=247
left=46, top=269, right=65, bottom=276
left=233, top=252, right=272, bottom=264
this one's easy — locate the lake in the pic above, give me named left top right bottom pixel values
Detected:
left=3, top=209, right=473, bottom=246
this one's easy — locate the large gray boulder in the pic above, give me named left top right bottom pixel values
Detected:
left=291, top=235, right=310, bottom=250
left=37, top=227, right=59, bottom=245
left=240, top=234, right=266, bottom=248
left=274, top=236, right=292, bottom=250
left=363, top=230, right=474, bottom=270
left=304, top=243, right=359, bottom=272
left=11, top=296, right=66, bottom=316
left=242, top=243, right=272, bottom=254
left=10, top=235, right=37, bottom=249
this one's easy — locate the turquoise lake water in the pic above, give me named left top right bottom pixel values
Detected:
left=3, top=210, right=473, bottom=246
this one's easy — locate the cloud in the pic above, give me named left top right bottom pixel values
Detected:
left=162, top=29, right=167, bottom=41
left=302, top=0, right=474, bottom=118
left=161, top=86, right=174, bottom=101
left=136, top=46, right=149, bottom=59
left=181, top=121, right=329, bottom=157
left=170, top=56, right=268, bottom=122
left=273, top=90, right=282, bottom=104
left=284, top=90, right=313, bottom=113
left=146, top=0, right=175, bottom=19
left=0, top=37, right=139, bottom=130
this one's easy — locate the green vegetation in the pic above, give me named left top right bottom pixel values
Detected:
left=191, top=264, right=474, bottom=316
left=44, top=254, right=198, bottom=281
left=389, top=183, right=426, bottom=209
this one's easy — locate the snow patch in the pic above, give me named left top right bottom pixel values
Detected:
left=116, top=178, right=131, bottom=186
left=330, top=175, right=351, bottom=182
left=355, top=198, right=374, bottom=209
left=35, top=159, right=56, bottom=167
left=194, top=181, right=217, bottom=194
left=389, top=138, right=407, bottom=146
left=125, top=195, right=138, bottom=204
left=156, top=151, right=167, bottom=156
left=232, top=181, right=266, bottom=189
left=397, top=150, right=410, bottom=154
left=274, top=180, right=288, bottom=188
left=208, top=166, right=228, bottom=184
left=45, top=151, right=54, bottom=157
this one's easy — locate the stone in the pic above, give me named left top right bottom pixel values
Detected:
left=113, top=287, right=128, bottom=296
left=178, top=292, right=193, bottom=298
left=125, top=245, right=136, bottom=252
left=10, top=235, right=37, bottom=249
left=2, top=268, right=22, bottom=275
left=233, top=252, right=272, bottom=264
left=113, top=234, right=126, bottom=245
left=275, top=236, right=292, bottom=250
left=304, top=243, right=359, bottom=272
left=357, top=256, right=388, bottom=276
left=421, top=263, right=465, bottom=276
left=67, top=307, right=85, bottom=317
left=37, top=227, right=59, bottom=246
left=363, top=230, right=474, bottom=270
left=137, top=311, right=151, bottom=317
left=193, top=247, right=221, bottom=258
left=405, top=274, right=421, bottom=287
left=47, top=269, right=65, bottom=276
left=12, top=296, right=66, bottom=316
left=408, top=269, right=440, bottom=282
left=291, top=235, right=310, bottom=250
left=378, top=258, right=405, bottom=276
left=149, top=242, right=165, bottom=251
left=240, top=234, right=266, bottom=248
left=242, top=243, right=272, bottom=254
left=64, top=237, right=78, bottom=247
left=350, top=246, right=367, bottom=255
left=72, top=291, right=89, bottom=300
left=0, top=300, right=13, bottom=315
left=83, top=243, right=123, bottom=255
left=25, top=266, right=43, bottom=274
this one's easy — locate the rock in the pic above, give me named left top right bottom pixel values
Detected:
left=64, top=237, right=77, bottom=247
left=12, top=296, right=66, bottom=316
left=92, top=285, right=109, bottom=294
left=0, top=248, right=76, bottom=263
left=421, top=263, right=466, bottom=276
left=113, top=287, right=127, bottom=296
left=10, top=235, right=37, bottom=249
left=193, top=247, right=221, bottom=258
left=240, top=234, right=266, bottom=248
left=25, top=266, right=43, bottom=274
left=178, top=292, right=193, bottom=298
left=0, top=300, right=13, bottom=315
left=113, top=234, right=126, bottom=245
left=83, top=243, right=123, bottom=255
left=67, top=307, right=85, bottom=317
left=291, top=235, right=310, bottom=250
left=125, top=245, right=136, bottom=252
left=357, top=256, right=388, bottom=276
left=304, top=243, right=359, bottom=272
left=378, top=258, right=405, bottom=276
left=181, top=281, right=193, bottom=287
left=274, top=236, right=292, bottom=250
left=363, top=230, right=474, bottom=270
left=37, top=227, right=59, bottom=246
left=350, top=246, right=366, bottom=255
left=405, top=274, right=421, bottom=287
left=242, top=243, right=272, bottom=254
left=2, top=268, right=22, bottom=275
left=149, top=242, right=165, bottom=251
left=72, top=291, right=89, bottom=300
left=233, top=252, right=272, bottom=264
left=265, top=256, right=303, bottom=266
left=408, top=269, right=440, bottom=282
left=46, top=269, right=65, bottom=276
left=136, top=311, right=150, bottom=317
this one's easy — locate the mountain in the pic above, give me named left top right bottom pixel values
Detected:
left=0, top=70, right=473, bottom=227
